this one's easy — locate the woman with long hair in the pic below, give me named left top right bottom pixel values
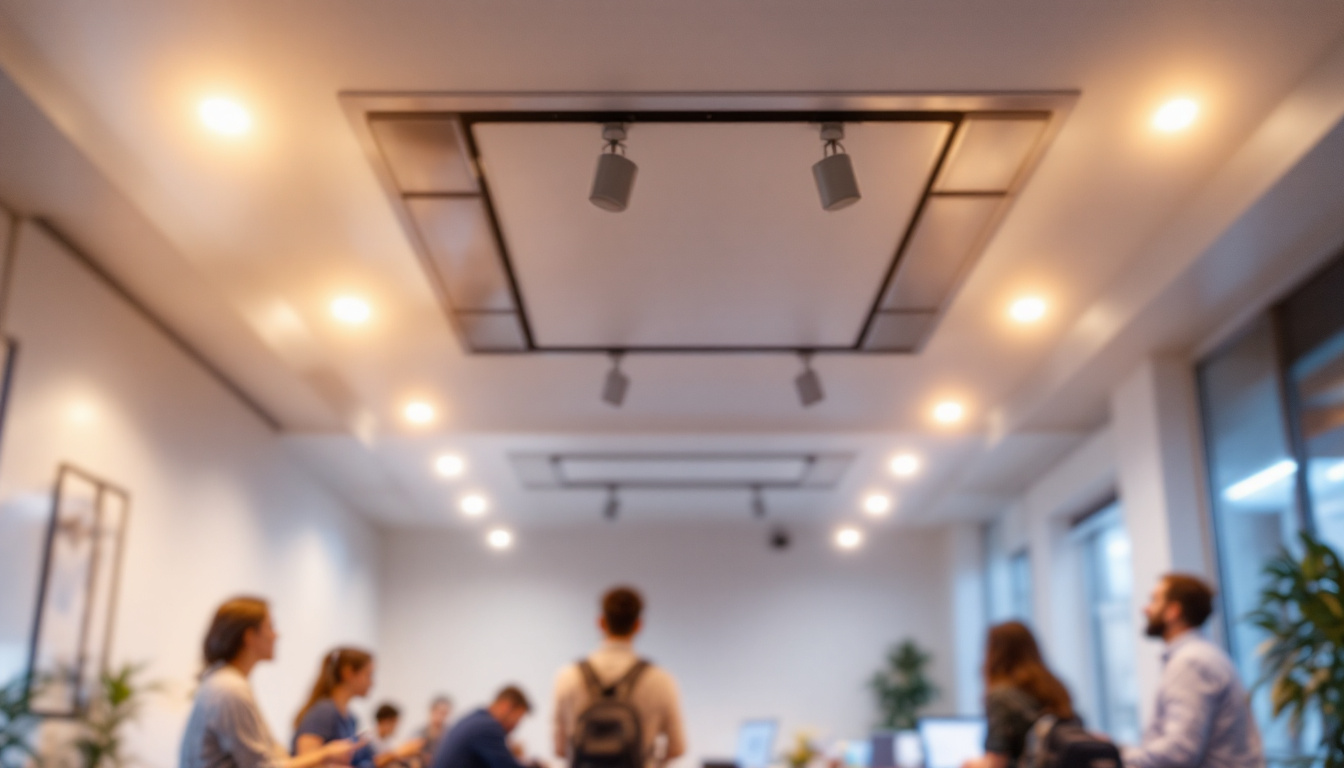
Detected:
left=293, top=649, right=423, bottom=768
left=179, top=597, right=363, bottom=768
left=962, top=621, right=1077, bottom=768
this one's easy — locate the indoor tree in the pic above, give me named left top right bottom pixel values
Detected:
left=869, top=639, right=938, bottom=731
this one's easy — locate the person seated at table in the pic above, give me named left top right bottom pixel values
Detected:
left=431, top=687, right=533, bottom=768
left=293, top=649, right=423, bottom=768
left=369, top=703, right=425, bottom=768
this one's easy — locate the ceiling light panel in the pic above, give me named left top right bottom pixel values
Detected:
left=561, top=457, right=812, bottom=484
left=933, top=117, right=1048, bottom=193
left=370, top=117, right=478, bottom=194
left=862, top=311, right=937, bottom=352
left=879, top=196, right=1001, bottom=311
left=456, top=312, right=528, bottom=351
left=405, top=197, right=516, bottom=312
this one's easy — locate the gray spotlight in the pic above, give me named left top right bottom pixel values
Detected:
left=813, top=122, right=861, bottom=211
left=602, top=351, right=629, bottom=407
left=590, top=123, right=637, bottom=212
left=795, top=352, right=824, bottom=407
left=604, top=486, right=620, bottom=521
left=751, top=486, right=767, bottom=519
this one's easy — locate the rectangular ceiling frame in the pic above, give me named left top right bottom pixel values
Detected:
left=510, top=451, right=853, bottom=491
left=342, top=92, right=1076, bottom=355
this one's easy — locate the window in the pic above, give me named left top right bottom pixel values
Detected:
left=1073, top=502, right=1140, bottom=743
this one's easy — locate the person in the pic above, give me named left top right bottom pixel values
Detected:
left=293, top=649, right=424, bottom=768
left=179, top=596, right=362, bottom=768
left=1123, top=574, right=1264, bottom=768
left=552, top=586, right=686, bottom=768
left=417, top=696, right=454, bottom=768
left=961, top=621, right=1078, bottom=768
left=430, top=686, right=533, bottom=768
left=370, top=704, right=402, bottom=756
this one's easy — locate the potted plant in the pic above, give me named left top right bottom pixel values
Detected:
left=869, top=640, right=938, bottom=731
left=0, top=674, right=40, bottom=768
left=1250, top=532, right=1344, bottom=768
left=74, top=664, right=158, bottom=768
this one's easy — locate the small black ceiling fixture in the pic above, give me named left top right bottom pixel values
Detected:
left=590, top=123, right=637, bottom=212
left=813, top=122, right=861, bottom=211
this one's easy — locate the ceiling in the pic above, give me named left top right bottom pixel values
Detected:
left=1, top=1, right=1344, bottom=531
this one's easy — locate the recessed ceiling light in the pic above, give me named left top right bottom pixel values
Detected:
left=889, top=453, right=921, bottom=478
left=863, top=493, right=892, bottom=517
left=330, top=296, right=371, bottom=325
left=933, top=401, right=965, bottom=425
left=486, top=528, right=513, bottom=550
left=198, top=97, right=252, bottom=136
left=1152, top=98, right=1199, bottom=133
left=459, top=493, right=488, bottom=517
left=1009, top=296, right=1047, bottom=324
left=434, top=454, right=465, bottom=478
left=403, top=401, right=436, bottom=425
left=834, top=526, right=864, bottom=550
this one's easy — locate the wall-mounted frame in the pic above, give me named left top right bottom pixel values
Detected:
left=24, top=464, right=130, bottom=718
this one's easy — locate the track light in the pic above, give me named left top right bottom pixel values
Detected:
left=602, top=352, right=629, bottom=407
left=813, top=122, right=861, bottom=211
left=604, top=485, right=620, bottom=521
left=590, top=123, right=637, bottom=212
left=751, top=486, right=767, bottom=519
left=795, top=352, right=824, bottom=407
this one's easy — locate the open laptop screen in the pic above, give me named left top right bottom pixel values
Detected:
left=918, top=717, right=987, bottom=768
left=735, top=720, right=778, bottom=768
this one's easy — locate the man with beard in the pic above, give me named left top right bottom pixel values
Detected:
left=1124, top=574, right=1263, bottom=768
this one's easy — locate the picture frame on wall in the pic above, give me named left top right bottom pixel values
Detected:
left=24, top=464, right=130, bottom=718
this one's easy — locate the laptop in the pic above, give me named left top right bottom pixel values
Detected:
left=735, top=719, right=779, bottom=768
left=917, top=717, right=987, bottom=768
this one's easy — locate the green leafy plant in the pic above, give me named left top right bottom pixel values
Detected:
left=1250, top=533, right=1344, bottom=768
left=869, top=639, right=938, bottom=731
left=74, top=663, right=158, bottom=768
left=0, top=674, right=40, bottom=768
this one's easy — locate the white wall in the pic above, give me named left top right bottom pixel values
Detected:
left=376, top=522, right=958, bottom=766
left=0, top=221, right=381, bottom=767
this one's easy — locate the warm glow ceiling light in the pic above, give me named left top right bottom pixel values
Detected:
left=1009, top=297, right=1047, bottom=324
left=403, top=401, right=436, bottom=425
left=813, top=122, right=861, bottom=211
left=835, top=526, right=864, bottom=550
left=434, top=454, right=465, bottom=478
left=590, top=123, right=637, bottom=212
left=459, top=493, right=489, bottom=517
left=863, top=493, right=892, bottom=517
left=486, top=528, right=513, bottom=550
left=198, top=97, right=252, bottom=136
left=330, top=296, right=371, bottom=325
left=889, top=453, right=922, bottom=478
left=933, top=401, right=965, bottom=425
left=1152, top=98, right=1199, bottom=133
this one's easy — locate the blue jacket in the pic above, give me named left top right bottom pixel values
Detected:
left=431, top=709, right=528, bottom=768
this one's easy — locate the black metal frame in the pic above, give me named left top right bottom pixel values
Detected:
left=24, top=464, right=131, bottom=719
left=381, top=108, right=1051, bottom=355
left=513, top=450, right=852, bottom=491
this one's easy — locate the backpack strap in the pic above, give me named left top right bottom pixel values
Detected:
left=609, top=659, right=649, bottom=701
left=576, top=658, right=651, bottom=699
left=577, top=660, right=605, bottom=699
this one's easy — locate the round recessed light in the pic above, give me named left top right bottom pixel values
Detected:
left=1009, top=296, right=1047, bottom=324
left=198, top=97, right=252, bottom=136
left=330, top=296, right=371, bottom=325
left=1152, top=98, right=1199, bottom=133
left=435, top=454, right=465, bottom=478
left=459, top=493, right=488, bottom=517
left=889, top=453, right=921, bottom=478
left=403, top=401, right=435, bottom=425
left=835, top=526, right=864, bottom=550
left=862, top=493, right=893, bottom=517
left=486, top=528, right=513, bottom=550
left=933, top=401, right=965, bottom=425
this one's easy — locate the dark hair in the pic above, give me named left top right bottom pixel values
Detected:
left=294, top=647, right=374, bottom=729
left=1163, top=573, right=1215, bottom=628
left=602, top=586, right=644, bottom=637
left=984, top=621, right=1075, bottom=720
left=203, top=596, right=269, bottom=666
left=376, top=703, right=400, bottom=722
left=494, top=685, right=531, bottom=712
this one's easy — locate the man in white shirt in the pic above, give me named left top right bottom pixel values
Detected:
left=553, top=586, right=687, bottom=768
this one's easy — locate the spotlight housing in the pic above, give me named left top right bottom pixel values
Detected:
left=795, top=352, right=824, bottom=407
left=769, top=525, right=791, bottom=551
left=813, top=122, right=861, bottom=211
left=751, top=486, right=766, bottom=519
left=602, top=352, right=630, bottom=407
left=590, top=123, right=637, bottom=212
left=604, top=485, right=620, bottom=521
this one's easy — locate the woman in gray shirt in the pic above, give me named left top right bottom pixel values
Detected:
left=179, top=597, right=362, bottom=768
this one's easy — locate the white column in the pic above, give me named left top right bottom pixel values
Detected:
left=1110, top=356, right=1216, bottom=723
left=947, top=523, right=986, bottom=715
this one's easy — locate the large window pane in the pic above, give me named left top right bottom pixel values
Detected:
left=1075, top=503, right=1140, bottom=743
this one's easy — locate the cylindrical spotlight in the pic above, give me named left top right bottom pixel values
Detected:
left=813, top=122, right=861, bottom=211
left=590, top=124, right=637, bottom=212
left=604, top=485, right=620, bottom=521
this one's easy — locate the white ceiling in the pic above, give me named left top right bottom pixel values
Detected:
left=1, top=1, right=1344, bottom=530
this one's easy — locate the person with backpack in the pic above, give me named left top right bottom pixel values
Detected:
left=962, top=622, right=1118, bottom=768
left=430, top=686, right=534, bottom=768
left=1123, top=574, right=1263, bottom=768
left=552, top=586, right=686, bottom=768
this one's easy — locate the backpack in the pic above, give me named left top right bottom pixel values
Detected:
left=1023, top=715, right=1122, bottom=768
left=571, top=659, right=649, bottom=768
